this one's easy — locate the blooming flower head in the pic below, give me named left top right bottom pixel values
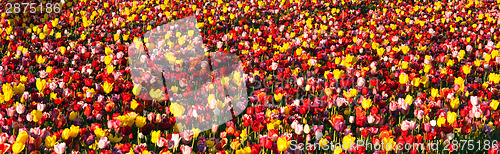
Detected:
left=277, top=136, right=290, bottom=152
left=102, top=81, right=114, bottom=94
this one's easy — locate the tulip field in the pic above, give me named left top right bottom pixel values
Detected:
left=2, top=0, right=500, bottom=153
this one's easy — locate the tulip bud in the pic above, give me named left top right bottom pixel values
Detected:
left=304, top=124, right=310, bottom=134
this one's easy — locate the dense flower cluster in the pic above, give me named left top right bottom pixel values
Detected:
left=1, top=0, right=500, bottom=153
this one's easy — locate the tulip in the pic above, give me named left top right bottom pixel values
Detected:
left=135, top=116, right=147, bottom=128
left=15, top=131, right=28, bottom=144
left=35, top=78, right=46, bottom=93
left=45, top=135, right=57, bottom=148
left=15, top=104, right=25, bottom=114
left=450, top=97, right=460, bottom=110
left=491, top=100, right=499, bottom=110
left=362, top=98, right=372, bottom=110
left=180, top=145, right=192, bottom=154
left=471, top=96, right=479, bottom=106
left=98, top=137, right=109, bottom=149
left=332, top=69, right=343, bottom=80
left=2, top=84, right=13, bottom=102
left=342, top=135, right=356, bottom=150
left=151, top=130, right=161, bottom=144
left=12, top=142, right=25, bottom=154
left=437, top=117, right=446, bottom=127
left=102, top=81, right=114, bottom=94
left=447, top=112, right=458, bottom=125
left=462, top=65, right=472, bottom=75
left=399, top=73, right=409, bottom=84
left=303, top=124, right=310, bottom=134
left=169, top=103, right=185, bottom=118
left=277, top=137, right=290, bottom=152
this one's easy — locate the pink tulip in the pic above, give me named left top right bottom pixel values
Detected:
left=147, top=113, right=155, bottom=122
left=367, top=115, right=376, bottom=124
left=37, top=103, right=46, bottom=112
left=157, top=137, right=167, bottom=147
left=271, top=62, right=278, bottom=70
left=180, top=145, right=193, bottom=154
left=8, top=135, right=15, bottom=144
left=16, top=104, right=25, bottom=114
left=0, top=133, right=8, bottom=143
left=295, top=124, right=303, bottom=135
left=471, top=96, right=479, bottom=106
left=7, top=107, right=15, bottom=117
left=389, top=101, right=398, bottom=111
left=98, top=137, right=109, bottom=149
left=401, top=120, right=411, bottom=131
left=26, top=113, right=33, bottom=122
left=423, top=123, right=432, bottom=132
left=54, top=142, right=67, bottom=154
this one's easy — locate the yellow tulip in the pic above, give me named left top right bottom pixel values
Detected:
left=16, top=131, right=29, bottom=144
left=69, top=125, right=80, bottom=138
left=106, top=65, right=114, bottom=74
left=277, top=137, right=290, bottom=152
left=35, top=55, right=47, bottom=64
left=130, top=99, right=139, bottom=110
left=20, top=76, right=27, bottom=83
left=332, top=69, right=343, bottom=80
left=105, top=47, right=113, bottom=55
left=412, top=77, right=420, bottom=87
left=447, top=111, right=457, bottom=124
left=69, top=111, right=78, bottom=121
left=401, top=61, right=409, bottom=69
left=94, top=127, right=108, bottom=139
left=450, top=97, right=460, bottom=110
left=423, top=64, right=432, bottom=74
left=334, top=146, right=343, bottom=154
left=462, top=65, right=472, bottom=75
left=377, top=48, right=385, bottom=57
left=405, top=95, right=413, bottom=105
left=381, top=137, right=396, bottom=151
left=489, top=73, right=500, bottom=84
left=117, top=115, right=134, bottom=127
left=104, top=55, right=112, bottom=65
left=170, top=103, right=185, bottom=118
left=171, top=86, right=178, bottom=93
left=12, top=142, right=25, bottom=154
left=274, top=93, right=283, bottom=102
left=132, top=85, right=141, bottom=96
left=135, top=116, right=147, bottom=128
left=102, top=81, right=114, bottom=94
left=362, top=98, right=372, bottom=110
left=491, top=100, right=499, bottom=110
left=2, top=83, right=14, bottom=102
left=36, top=78, right=46, bottom=92
left=342, top=135, right=356, bottom=150
left=399, top=73, right=409, bottom=84
left=61, top=128, right=71, bottom=140
left=431, top=88, right=440, bottom=98
left=178, top=36, right=186, bottom=45
left=458, top=50, right=465, bottom=60
left=59, top=46, right=66, bottom=55
left=31, top=110, right=43, bottom=122
left=437, top=117, right=446, bottom=127
left=474, top=59, right=482, bottom=67
left=151, top=130, right=161, bottom=144
left=45, top=135, right=57, bottom=148
left=485, top=54, right=492, bottom=62
left=455, top=77, right=464, bottom=90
